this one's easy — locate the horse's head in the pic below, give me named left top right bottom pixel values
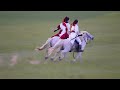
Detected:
left=80, top=31, right=94, bottom=43
left=86, top=32, right=94, bottom=41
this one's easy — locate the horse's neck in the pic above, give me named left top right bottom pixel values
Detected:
left=80, top=34, right=87, bottom=43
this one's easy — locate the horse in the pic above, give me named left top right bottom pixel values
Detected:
left=35, top=31, right=94, bottom=62
left=49, top=31, right=94, bottom=62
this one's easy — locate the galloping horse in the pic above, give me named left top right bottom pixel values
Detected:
left=35, top=31, right=94, bottom=62
left=48, top=31, right=94, bottom=62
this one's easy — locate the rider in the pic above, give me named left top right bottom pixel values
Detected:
left=70, top=19, right=82, bottom=51
left=37, top=16, right=70, bottom=50
left=47, top=16, right=71, bottom=55
left=52, top=16, right=70, bottom=38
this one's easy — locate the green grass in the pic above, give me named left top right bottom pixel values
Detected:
left=0, top=11, right=120, bottom=79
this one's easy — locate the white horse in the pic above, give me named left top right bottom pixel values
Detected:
left=50, top=31, right=94, bottom=62
left=35, top=31, right=94, bottom=62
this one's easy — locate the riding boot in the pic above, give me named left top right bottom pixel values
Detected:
left=78, top=45, right=82, bottom=52
left=78, top=45, right=84, bottom=52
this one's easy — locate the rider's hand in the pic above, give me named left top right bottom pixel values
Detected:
left=78, top=34, right=82, bottom=36
left=54, top=29, right=58, bottom=32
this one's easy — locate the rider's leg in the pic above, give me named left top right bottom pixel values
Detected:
left=76, top=37, right=82, bottom=52
left=48, top=39, right=63, bottom=56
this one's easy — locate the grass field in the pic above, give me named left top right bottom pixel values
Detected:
left=0, top=11, right=120, bottom=79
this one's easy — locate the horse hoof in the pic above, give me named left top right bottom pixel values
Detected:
left=79, top=50, right=84, bottom=52
left=45, top=57, right=48, bottom=60
left=50, top=58, right=54, bottom=61
left=58, top=57, right=62, bottom=61
left=71, top=60, right=76, bottom=64
left=35, top=48, right=42, bottom=51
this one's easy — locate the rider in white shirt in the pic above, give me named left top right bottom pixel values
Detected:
left=69, top=19, right=82, bottom=51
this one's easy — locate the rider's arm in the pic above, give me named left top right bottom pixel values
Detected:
left=54, top=25, right=60, bottom=32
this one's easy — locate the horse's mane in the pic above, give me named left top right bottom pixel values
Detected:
left=80, top=31, right=88, bottom=34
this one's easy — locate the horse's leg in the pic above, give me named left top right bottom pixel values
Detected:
left=72, top=41, right=85, bottom=63
left=44, top=46, right=50, bottom=60
left=75, top=52, right=82, bottom=63
left=59, top=49, right=69, bottom=61
left=59, top=42, right=72, bottom=61
left=59, top=50, right=66, bottom=60
left=38, top=38, right=51, bottom=50
left=50, top=47, right=61, bottom=61
left=48, top=39, right=63, bottom=57
left=45, top=45, right=60, bottom=61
